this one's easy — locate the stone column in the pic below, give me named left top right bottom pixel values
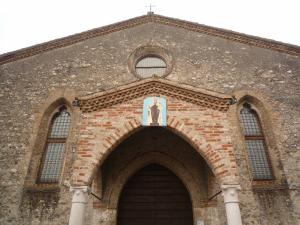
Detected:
left=69, top=186, right=89, bottom=225
left=221, top=184, right=243, bottom=225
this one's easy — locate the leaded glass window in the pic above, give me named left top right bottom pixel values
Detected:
left=240, top=103, right=273, bottom=180
left=39, top=107, right=71, bottom=183
left=135, top=56, right=166, bottom=78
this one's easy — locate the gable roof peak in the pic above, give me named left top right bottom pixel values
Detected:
left=0, top=13, right=299, bottom=65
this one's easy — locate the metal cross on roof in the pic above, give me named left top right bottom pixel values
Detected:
left=145, top=4, right=156, bottom=14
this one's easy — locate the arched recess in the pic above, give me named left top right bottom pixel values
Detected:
left=24, top=89, right=78, bottom=189
left=74, top=116, right=238, bottom=186
left=107, top=151, right=205, bottom=209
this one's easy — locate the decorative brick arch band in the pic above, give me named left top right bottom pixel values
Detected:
left=71, top=79, right=239, bottom=186
left=72, top=116, right=238, bottom=186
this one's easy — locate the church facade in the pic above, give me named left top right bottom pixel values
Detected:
left=0, top=13, right=299, bottom=225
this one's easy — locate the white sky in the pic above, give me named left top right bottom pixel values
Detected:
left=0, top=0, right=299, bottom=54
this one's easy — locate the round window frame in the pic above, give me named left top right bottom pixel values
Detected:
left=128, top=46, right=174, bottom=79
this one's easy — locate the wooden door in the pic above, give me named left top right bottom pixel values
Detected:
left=117, top=164, right=193, bottom=225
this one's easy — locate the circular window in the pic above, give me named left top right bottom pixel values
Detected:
left=128, top=46, right=174, bottom=79
left=135, top=56, right=167, bottom=78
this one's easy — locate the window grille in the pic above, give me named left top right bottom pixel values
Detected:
left=135, top=56, right=166, bottom=78
left=39, top=107, right=71, bottom=183
left=240, top=103, right=273, bottom=180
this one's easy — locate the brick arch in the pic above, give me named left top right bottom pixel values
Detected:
left=73, top=117, right=238, bottom=186
left=167, top=117, right=231, bottom=180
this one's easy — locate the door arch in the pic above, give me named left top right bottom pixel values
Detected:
left=117, top=163, right=193, bottom=225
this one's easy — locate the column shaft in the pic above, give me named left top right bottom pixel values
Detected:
left=69, top=186, right=89, bottom=225
left=222, top=184, right=243, bottom=225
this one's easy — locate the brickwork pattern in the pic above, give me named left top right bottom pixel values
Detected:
left=73, top=96, right=238, bottom=186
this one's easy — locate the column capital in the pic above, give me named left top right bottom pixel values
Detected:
left=70, top=185, right=90, bottom=193
left=221, top=184, right=241, bottom=190
left=221, top=184, right=241, bottom=204
left=70, top=186, right=90, bottom=204
left=221, top=184, right=243, bottom=225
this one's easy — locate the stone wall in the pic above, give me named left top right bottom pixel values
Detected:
left=0, top=20, right=299, bottom=225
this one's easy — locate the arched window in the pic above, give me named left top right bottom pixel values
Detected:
left=239, top=103, right=273, bottom=180
left=38, top=106, right=71, bottom=183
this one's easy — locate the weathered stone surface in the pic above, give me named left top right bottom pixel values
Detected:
left=0, top=15, right=299, bottom=225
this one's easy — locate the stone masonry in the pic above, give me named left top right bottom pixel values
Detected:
left=0, top=13, right=299, bottom=225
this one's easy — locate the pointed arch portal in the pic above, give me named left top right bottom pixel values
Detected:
left=68, top=78, right=243, bottom=225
